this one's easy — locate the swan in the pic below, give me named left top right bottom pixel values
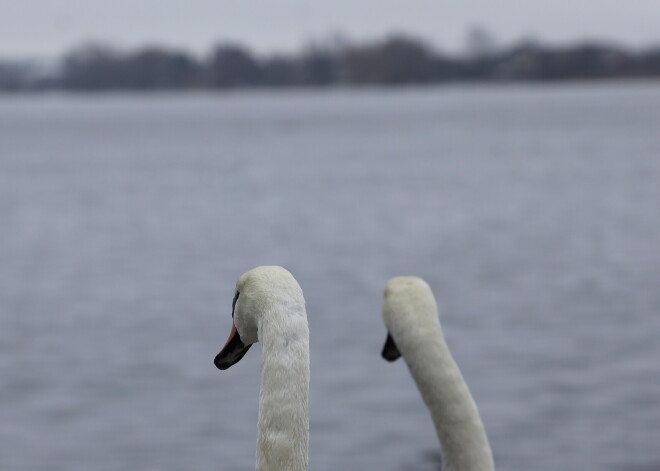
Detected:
left=381, top=276, right=495, bottom=471
left=214, top=266, right=309, bottom=471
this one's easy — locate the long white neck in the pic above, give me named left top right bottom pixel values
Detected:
left=392, top=307, right=494, bottom=471
left=255, top=296, right=309, bottom=471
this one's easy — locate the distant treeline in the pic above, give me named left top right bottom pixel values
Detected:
left=2, top=34, right=660, bottom=91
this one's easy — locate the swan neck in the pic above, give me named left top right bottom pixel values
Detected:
left=400, top=323, right=494, bottom=471
left=256, top=300, right=309, bottom=471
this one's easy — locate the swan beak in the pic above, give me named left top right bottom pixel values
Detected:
left=381, top=332, right=402, bottom=362
left=214, top=323, right=252, bottom=370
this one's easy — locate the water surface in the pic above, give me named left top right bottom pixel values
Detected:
left=1, top=83, right=659, bottom=470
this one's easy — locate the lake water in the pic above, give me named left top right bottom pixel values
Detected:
left=1, top=83, right=659, bottom=471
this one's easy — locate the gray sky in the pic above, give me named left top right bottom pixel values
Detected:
left=4, top=0, right=659, bottom=58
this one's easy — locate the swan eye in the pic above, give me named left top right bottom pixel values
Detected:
left=232, top=291, right=240, bottom=318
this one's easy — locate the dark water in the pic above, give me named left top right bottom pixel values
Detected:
left=1, top=83, right=659, bottom=471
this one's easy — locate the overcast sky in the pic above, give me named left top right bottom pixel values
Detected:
left=4, top=0, right=659, bottom=58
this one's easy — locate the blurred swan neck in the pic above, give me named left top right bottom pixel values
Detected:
left=386, top=290, right=494, bottom=471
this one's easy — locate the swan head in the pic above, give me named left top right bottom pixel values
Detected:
left=381, top=276, right=438, bottom=362
left=214, top=266, right=302, bottom=370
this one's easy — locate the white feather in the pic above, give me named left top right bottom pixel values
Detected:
left=382, top=276, right=495, bottom=471
left=233, top=266, right=309, bottom=471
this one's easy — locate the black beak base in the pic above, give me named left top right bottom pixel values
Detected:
left=214, top=325, right=252, bottom=370
left=381, top=332, right=402, bottom=362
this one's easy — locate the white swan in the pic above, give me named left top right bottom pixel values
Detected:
left=214, top=266, right=309, bottom=471
left=381, top=276, right=495, bottom=471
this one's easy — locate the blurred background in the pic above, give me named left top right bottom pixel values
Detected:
left=1, top=2, right=659, bottom=470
